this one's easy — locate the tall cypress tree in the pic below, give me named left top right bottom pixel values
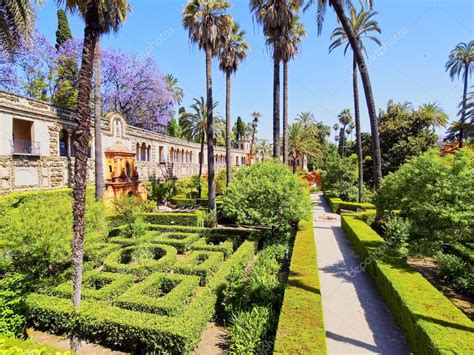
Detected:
left=55, top=9, right=72, bottom=50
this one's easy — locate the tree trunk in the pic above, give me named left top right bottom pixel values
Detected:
left=331, top=0, right=382, bottom=190
left=250, top=126, right=256, bottom=164
left=225, top=70, right=232, bottom=185
left=292, top=155, right=296, bottom=174
left=71, top=17, right=99, bottom=352
left=94, top=38, right=104, bottom=200
left=283, top=60, right=289, bottom=165
left=273, top=45, right=281, bottom=159
left=205, top=47, right=216, bottom=214
left=353, top=55, right=363, bottom=203
left=459, top=63, right=469, bottom=148
left=198, top=133, right=205, bottom=198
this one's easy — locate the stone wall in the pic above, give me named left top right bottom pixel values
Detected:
left=0, top=91, right=249, bottom=194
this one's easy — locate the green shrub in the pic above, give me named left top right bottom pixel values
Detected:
left=274, top=219, right=326, bottom=354
left=149, top=178, right=177, bottom=204
left=153, top=232, right=200, bottom=254
left=142, top=211, right=204, bottom=227
left=227, top=306, right=273, bottom=355
left=436, top=252, right=473, bottom=296
left=174, top=251, right=224, bottom=285
left=375, top=148, right=474, bottom=243
left=383, top=216, right=411, bottom=257
left=222, top=161, right=311, bottom=233
left=321, top=154, right=358, bottom=201
left=114, top=273, right=200, bottom=316
left=0, top=335, right=61, bottom=353
left=341, top=214, right=474, bottom=354
left=202, top=210, right=217, bottom=228
left=111, top=196, right=149, bottom=238
left=190, top=235, right=235, bottom=258
left=0, top=274, right=26, bottom=338
left=103, top=244, right=177, bottom=275
left=53, top=271, right=134, bottom=301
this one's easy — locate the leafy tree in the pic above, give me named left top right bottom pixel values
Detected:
left=167, top=116, right=181, bottom=137
left=306, top=0, right=383, bottom=190
left=222, top=160, right=311, bottom=232
left=280, top=15, right=306, bottom=164
left=255, top=138, right=272, bottom=162
left=321, top=153, right=359, bottom=201
left=183, top=0, right=232, bottom=214
left=234, top=116, right=246, bottom=142
left=0, top=0, right=36, bottom=53
left=329, top=6, right=381, bottom=202
left=218, top=21, right=249, bottom=185
left=55, top=9, right=73, bottom=49
left=378, top=100, right=438, bottom=175
left=375, top=148, right=474, bottom=245
left=445, top=41, right=474, bottom=147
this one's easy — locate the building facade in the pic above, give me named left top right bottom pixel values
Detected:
left=0, top=91, right=250, bottom=194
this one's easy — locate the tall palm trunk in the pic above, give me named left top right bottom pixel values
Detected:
left=331, top=0, right=382, bottom=190
left=250, top=126, right=256, bottom=164
left=273, top=45, right=281, bottom=159
left=198, top=132, right=205, bottom=198
left=283, top=60, right=288, bottom=165
left=353, top=55, right=363, bottom=202
left=292, top=154, right=297, bottom=174
left=71, top=14, right=99, bottom=352
left=94, top=38, right=104, bottom=200
left=225, top=70, right=232, bottom=185
left=205, top=47, right=216, bottom=214
left=459, top=63, right=469, bottom=148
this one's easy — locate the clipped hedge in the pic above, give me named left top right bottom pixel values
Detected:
left=324, top=194, right=375, bottom=214
left=274, top=219, right=326, bottom=354
left=53, top=271, right=134, bottom=301
left=114, top=273, right=200, bottom=316
left=103, top=243, right=177, bottom=275
left=342, top=214, right=474, bottom=354
left=174, top=251, right=224, bottom=285
left=143, top=211, right=204, bottom=227
left=109, top=232, right=200, bottom=254
left=190, top=235, right=235, bottom=258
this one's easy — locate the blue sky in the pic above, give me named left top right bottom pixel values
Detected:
left=35, top=0, right=473, bottom=140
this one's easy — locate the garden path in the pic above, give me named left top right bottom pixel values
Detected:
left=313, top=193, right=410, bottom=354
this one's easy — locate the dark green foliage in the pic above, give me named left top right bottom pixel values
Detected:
left=103, top=244, right=177, bottom=276
left=222, top=161, right=311, bottom=232
left=383, top=216, right=411, bottom=257
left=0, top=274, right=26, bottom=338
left=174, top=251, right=224, bottom=285
left=227, top=307, right=272, bottom=354
left=115, top=273, right=200, bottom=316
left=435, top=252, right=473, bottom=296
left=111, top=196, right=149, bottom=238
left=55, top=9, right=72, bottom=49
left=190, top=235, right=235, bottom=258
left=321, top=154, right=359, bottom=202
left=150, top=179, right=177, bottom=204
left=375, top=149, right=474, bottom=244
left=341, top=214, right=474, bottom=354
left=167, top=116, right=181, bottom=137
left=378, top=100, right=438, bottom=176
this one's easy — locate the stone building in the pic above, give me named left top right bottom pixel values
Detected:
left=0, top=91, right=250, bottom=194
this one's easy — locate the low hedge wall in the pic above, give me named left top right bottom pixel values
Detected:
left=174, top=251, right=224, bottom=285
left=341, top=214, right=474, bottom=354
left=143, top=211, right=204, bottom=227
left=274, top=219, right=326, bottom=354
left=323, top=194, right=375, bottom=214
left=190, top=235, right=235, bottom=259
left=114, top=273, right=200, bottom=316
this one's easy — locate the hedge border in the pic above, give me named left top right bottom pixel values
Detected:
left=341, top=214, right=474, bottom=354
left=103, top=243, right=177, bottom=275
left=190, top=235, right=234, bottom=259
left=114, top=273, right=200, bottom=316
left=274, top=219, right=326, bottom=354
left=174, top=251, right=224, bottom=285
left=109, top=232, right=200, bottom=254
left=323, top=193, right=375, bottom=214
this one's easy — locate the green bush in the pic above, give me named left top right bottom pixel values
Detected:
left=0, top=335, right=61, bottom=353
left=103, top=244, right=177, bottom=276
left=0, top=274, right=26, bottom=338
left=383, top=216, right=411, bottom=257
left=227, top=306, right=273, bottom=355
left=375, top=148, right=474, bottom=244
left=114, top=273, right=200, bottom=316
left=190, top=235, right=235, bottom=258
left=53, top=271, right=134, bottom=301
left=274, top=219, right=326, bottom=354
left=174, top=251, right=224, bottom=285
left=321, top=154, right=358, bottom=201
left=222, top=161, right=311, bottom=232
left=149, top=178, right=177, bottom=204
left=436, top=252, right=473, bottom=296
left=341, top=214, right=474, bottom=354
left=111, top=196, right=149, bottom=238
left=142, top=211, right=204, bottom=227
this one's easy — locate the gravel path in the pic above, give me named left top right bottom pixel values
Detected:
left=313, top=193, right=410, bottom=354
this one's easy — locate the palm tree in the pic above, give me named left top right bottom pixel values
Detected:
left=332, top=123, right=339, bottom=141
left=329, top=6, right=380, bottom=201
left=305, top=0, right=383, bottom=189
left=419, top=102, right=448, bottom=129
left=250, top=0, right=296, bottom=159
left=0, top=0, right=36, bottom=53
left=288, top=121, right=322, bottom=173
left=60, top=0, right=129, bottom=351
left=255, top=138, right=272, bottom=161
left=180, top=97, right=220, bottom=198
left=165, top=74, right=184, bottom=106
left=338, top=108, right=352, bottom=156
left=296, top=111, right=316, bottom=129
left=446, top=41, right=474, bottom=147
left=280, top=15, right=306, bottom=164
left=94, top=38, right=104, bottom=200
left=183, top=0, right=232, bottom=214
left=249, top=111, right=261, bottom=164
left=218, top=21, right=249, bottom=185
